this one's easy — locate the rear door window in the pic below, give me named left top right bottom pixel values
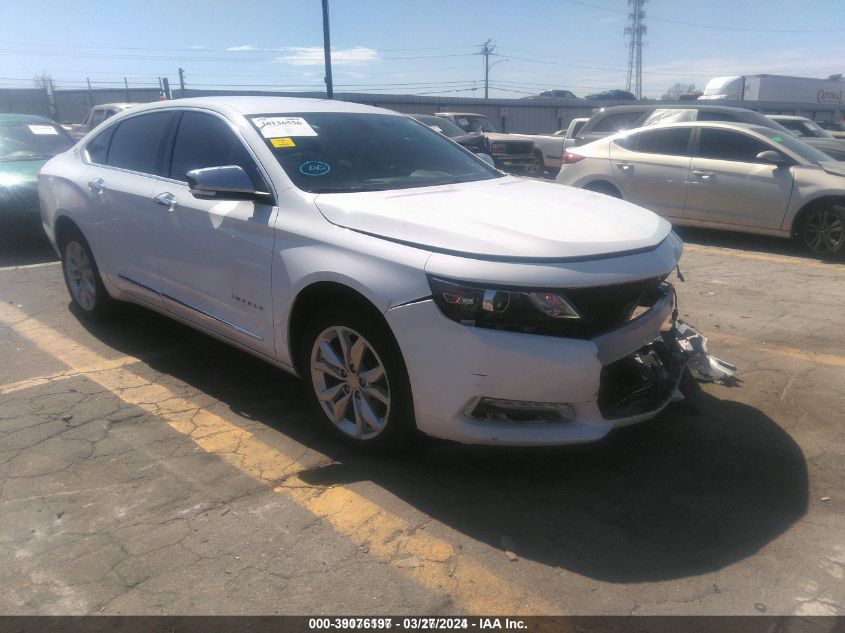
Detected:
left=91, top=109, right=107, bottom=128
left=167, top=111, right=264, bottom=188
left=106, top=111, right=175, bottom=175
left=590, top=111, right=645, bottom=133
left=697, top=110, right=740, bottom=122
left=698, top=128, right=774, bottom=163
left=631, top=127, right=692, bottom=156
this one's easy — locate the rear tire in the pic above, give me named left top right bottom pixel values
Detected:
left=58, top=226, right=116, bottom=319
left=299, top=306, right=416, bottom=452
left=799, top=204, right=845, bottom=258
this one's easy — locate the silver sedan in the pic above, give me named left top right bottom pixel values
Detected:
left=556, top=121, right=845, bottom=257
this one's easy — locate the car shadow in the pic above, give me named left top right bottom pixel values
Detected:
left=76, top=307, right=809, bottom=584
left=672, top=225, right=840, bottom=262
left=0, top=219, right=59, bottom=267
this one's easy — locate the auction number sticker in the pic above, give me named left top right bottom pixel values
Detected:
left=252, top=116, right=318, bottom=138
left=28, top=125, right=58, bottom=135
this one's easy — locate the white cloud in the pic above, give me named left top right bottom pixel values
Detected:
left=273, top=47, right=380, bottom=66
left=227, top=45, right=258, bottom=51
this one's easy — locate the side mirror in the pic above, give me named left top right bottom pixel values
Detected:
left=187, top=165, right=257, bottom=199
left=476, top=153, right=495, bottom=167
left=756, top=150, right=788, bottom=166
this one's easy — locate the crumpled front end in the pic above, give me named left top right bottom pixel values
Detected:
left=386, top=278, right=734, bottom=446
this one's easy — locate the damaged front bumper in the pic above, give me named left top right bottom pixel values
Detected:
left=386, top=283, right=735, bottom=446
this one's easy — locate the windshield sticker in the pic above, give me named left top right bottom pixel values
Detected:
left=252, top=116, right=317, bottom=138
left=28, top=125, right=58, bottom=135
left=771, top=136, right=784, bottom=143
left=271, top=137, right=296, bottom=148
left=299, top=161, right=331, bottom=177
left=430, top=125, right=443, bottom=133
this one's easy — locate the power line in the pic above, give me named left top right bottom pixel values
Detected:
left=560, top=0, right=845, bottom=33
left=0, top=40, right=479, bottom=54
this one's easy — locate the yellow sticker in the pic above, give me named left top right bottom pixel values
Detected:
left=271, top=137, right=296, bottom=148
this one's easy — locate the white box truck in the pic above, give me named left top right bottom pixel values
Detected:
left=700, top=74, right=844, bottom=104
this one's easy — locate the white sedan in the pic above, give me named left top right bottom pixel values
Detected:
left=40, top=96, right=694, bottom=450
left=556, top=121, right=845, bottom=257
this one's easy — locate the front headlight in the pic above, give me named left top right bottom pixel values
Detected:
left=428, top=276, right=582, bottom=335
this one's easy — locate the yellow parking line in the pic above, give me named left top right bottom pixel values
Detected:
left=707, top=331, right=845, bottom=369
left=0, top=343, right=204, bottom=395
left=683, top=244, right=845, bottom=272
left=0, top=261, right=61, bottom=272
left=0, top=302, right=554, bottom=615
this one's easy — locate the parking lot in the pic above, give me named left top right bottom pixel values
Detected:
left=0, top=223, right=843, bottom=616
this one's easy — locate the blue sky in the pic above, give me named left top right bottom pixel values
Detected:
left=1, top=0, right=844, bottom=98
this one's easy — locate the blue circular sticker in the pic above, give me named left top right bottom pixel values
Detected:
left=299, top=161, right=331, bottom=176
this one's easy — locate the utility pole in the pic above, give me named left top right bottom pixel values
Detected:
left=481, top=39, right=494, bottom=99
left=322, top=0, right=333, bottom=98
left=178, top=67, right=186, bottom=96
left=124, top=77, right=130, bottom=102
left=86, top=77, right=94, bottom=107
left=624, top=0, right=647, bottom=100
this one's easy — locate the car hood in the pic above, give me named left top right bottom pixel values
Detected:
left=0, top=158, right=44, bottom=184
left=485, top=132, right=532, bottom=143
left=804, top=138, right=845, bottom=151
left=818, top=161, right=845, bottom=177
left=314, top=176, right=672, bottom=260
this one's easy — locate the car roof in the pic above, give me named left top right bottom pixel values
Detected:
left=0, top=113, right=58, bottom=125
left=767, top=115, right=811, bottom=121
left=92, top=103, right=140, bottom=109
left=122, top=96, right=400, bottom=118
left=436, top=112, right=485, bottom=117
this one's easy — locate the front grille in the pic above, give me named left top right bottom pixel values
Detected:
left=491, top=141, right=533, bottom=156
left=564, top=276, right=666, bottom=338
left=479, top=277, right=668, bottom=340
left=504, top=142, right=533, bottom=155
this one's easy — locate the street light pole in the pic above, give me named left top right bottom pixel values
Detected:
left=322, top=0, right=333, bottom=99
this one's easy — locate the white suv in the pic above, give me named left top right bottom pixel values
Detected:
left=39, top=97, right=687, bottom=450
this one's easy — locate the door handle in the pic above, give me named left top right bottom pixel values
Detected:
left=152, top=192, right=178, bottom=210
left=692, top=170, right=715, bottom=181
left=88, top=178, right=105, bottom=194
left=616, top=162, right=633, bottom=171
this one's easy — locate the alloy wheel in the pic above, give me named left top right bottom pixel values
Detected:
left=65, top=241, right=97, bottom=311
left=310, top=326, right=391, bottom=440
left=803, top=208, right=844, bottom=255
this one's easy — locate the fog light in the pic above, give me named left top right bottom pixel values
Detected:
left=468, top=398, right=576, bottom=423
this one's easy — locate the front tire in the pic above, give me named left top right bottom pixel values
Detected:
left=300, top=307, right=416, bottom=451
left=799, top=205, right=845, bottom=258
left=59, top=226, right=116, bottom=319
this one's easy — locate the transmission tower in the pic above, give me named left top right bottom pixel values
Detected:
left=624, top=0, right=647, bottom=100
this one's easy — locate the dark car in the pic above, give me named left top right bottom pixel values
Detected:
left=0, top=114, right=74, bottom=224
left=409, top=114, right=489, bottom=155
left=522, top=90, right=578, bottom=100
left=585, top=89, right=637, bottom=101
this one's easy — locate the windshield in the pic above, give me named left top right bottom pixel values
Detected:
left=252, top=112, right=500, bottom=194
left=817, top=121, right=845, bottom=132
left=777, top=118, right=834, bottom=139
left=410, top=115, right=469, bottom=138
left=0, top=123, right=74, bottom=161
left=447, top=115, right=497, bottom=133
